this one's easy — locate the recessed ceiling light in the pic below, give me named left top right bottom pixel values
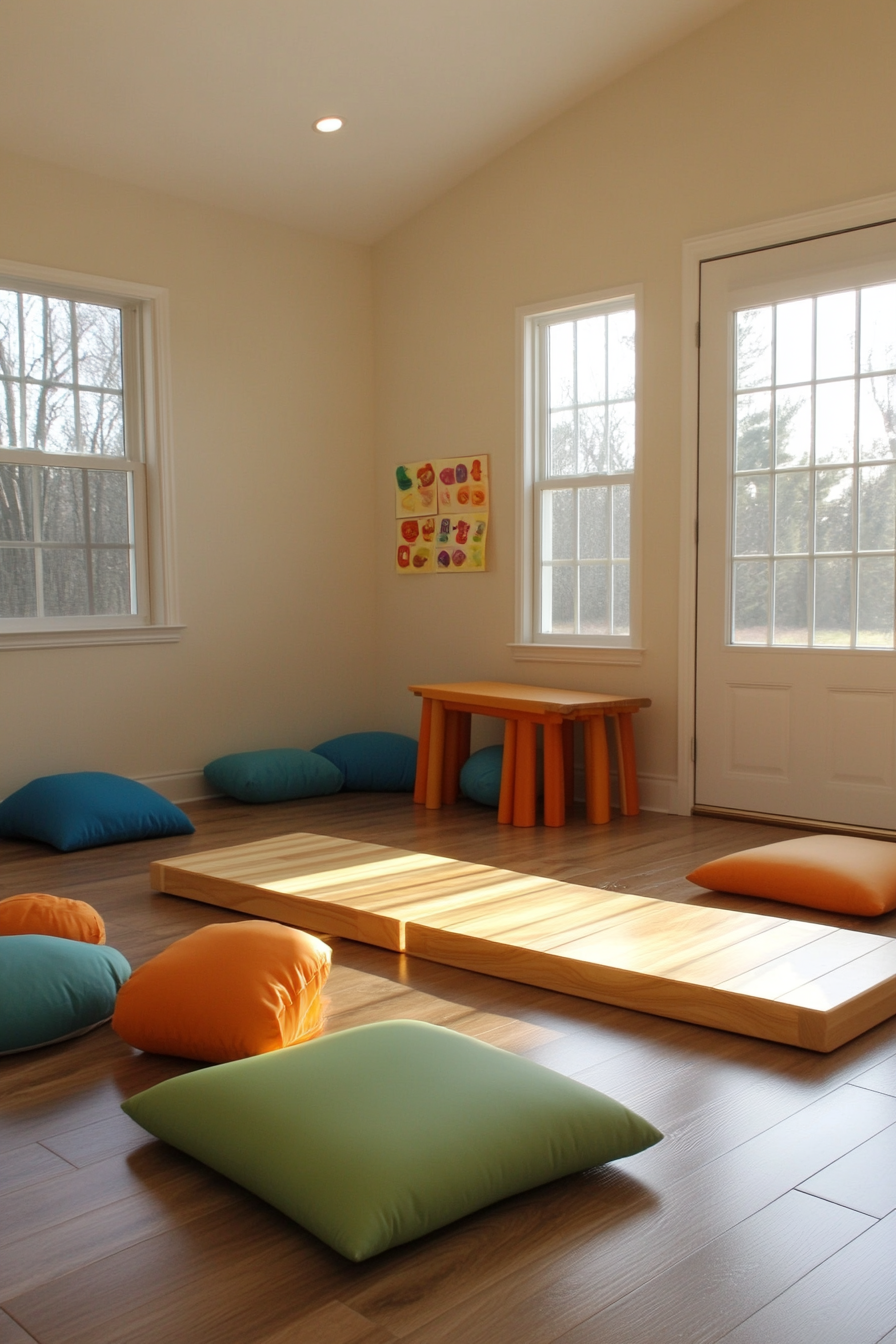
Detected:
left=314, top=116, right=343, bottom=134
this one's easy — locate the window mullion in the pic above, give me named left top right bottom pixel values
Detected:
left=30, top=462, right=44, bottom=618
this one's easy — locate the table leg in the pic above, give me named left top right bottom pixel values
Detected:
left=543, top=722, right=566, bottom=827
left=584, top=715, right=611, bottom=825
left=458, top=712, right=472, bottom=771
left=513, top=719, right=537, bottom=827
left=613, top=712, right=641, bottom=816
left=425, top=698, right=446, bottom=809
left=498, top=720, right=517, bottom=825
left=562, top=720, right=575, bottom=811
left=413, top=698, right=432, bottom=805
left=442, top=710, right=461, bottom=804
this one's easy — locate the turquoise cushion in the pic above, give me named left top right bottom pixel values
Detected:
left=0, top=935, right=131, bottom=1055
left=311, top=732, right=417, bottom=792
left=0, top=772, right=194, bottom=852
left=204, top=749, right=344, bottom=804
left=122, top=1019, right=662, bottom=1261
left=460, top=744, right=504, bottom=807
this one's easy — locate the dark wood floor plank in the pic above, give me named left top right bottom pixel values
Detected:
left=0, top=1142, right=74, bottom=1196
left=0, top=1156, right=237, bottom=1300
left=798, top=1122, right=896, bottom=1217
left=355, top=1084, right=896, bottom=1342
left=715, top=1209, right=896, bottom=1344
left=256, top=1301, right=398, bottom=1344
left=0, top=1144, right=211, bottom=1250
left=0, top=1311, right=38, bottom=1343
left=40, top=1112, right=156, bottom=1169
left=551, top=1189, right=873, bottom=1344
left=5, top=1200, right=352, bottom=1344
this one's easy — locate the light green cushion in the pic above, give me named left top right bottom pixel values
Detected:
left=122, top=1019, right=661, bottom=1261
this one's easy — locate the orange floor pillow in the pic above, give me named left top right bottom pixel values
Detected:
left=0, top=893, right=106, bottom=943
left=686, top=835, right=896, bottom=917
left=112, top=921, right=331, bottom=1063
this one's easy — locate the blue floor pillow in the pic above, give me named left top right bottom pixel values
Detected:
left=204, top=749, right=344, bottom=804
left=312, top=732, right=417, bottom=792
left=460, top=744, right=504, bottom=807
left=0, top=772, right=194, bottom=852
left=0, top=935, right=131, bottom=1054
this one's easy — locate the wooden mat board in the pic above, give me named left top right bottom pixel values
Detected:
left=149, top=831, right=896, bottom=1052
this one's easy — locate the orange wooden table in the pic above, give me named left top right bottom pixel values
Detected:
left=409, top=681, right=651, bottom=828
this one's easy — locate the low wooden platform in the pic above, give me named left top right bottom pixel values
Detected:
left=149, top=831, right=896, bottom=1052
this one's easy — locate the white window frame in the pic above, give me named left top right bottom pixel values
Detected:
left=0, top=257, right=181, bottom=649
left=513, top=284, right=643, bottom=666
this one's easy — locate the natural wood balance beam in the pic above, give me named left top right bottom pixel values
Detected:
left=150, top=832, right=896, bottom=1053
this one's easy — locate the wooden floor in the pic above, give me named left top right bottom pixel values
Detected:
left=2, top=793, right=896, bottom=1344
left=150, top=831, right=896, bottom=1052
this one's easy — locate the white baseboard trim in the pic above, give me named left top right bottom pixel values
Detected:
left=138, top=767, right=678, bottom=813
left=573, top=766, right=677, bottom=814
left=136, top=769, right=221, bottom=804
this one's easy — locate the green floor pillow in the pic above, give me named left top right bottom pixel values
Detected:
left=122, top=1019, right=661, bottom=1260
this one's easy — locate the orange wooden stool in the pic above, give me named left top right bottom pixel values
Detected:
left=410, top=682, right=650, bottom=828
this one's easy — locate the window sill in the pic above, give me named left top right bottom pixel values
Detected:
left=509, top=643, right=644, bottom=666
left=0, top=625, right=185, bottom=650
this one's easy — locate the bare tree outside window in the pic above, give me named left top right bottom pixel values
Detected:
left=0, top=288, right=134, bottom=619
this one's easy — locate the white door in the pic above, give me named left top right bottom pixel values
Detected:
left=696, top=223, right=896, bottom=832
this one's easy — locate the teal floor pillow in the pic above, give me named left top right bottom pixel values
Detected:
left=204, top=749, right=344, bottom=804
left=311, top=733, right=417, bottom=792
left=122, top=1019, right=661, bottom=1261
left=0, top=935, right=131, bottom=1054
left=460, top=744, right=504, bottom=807
left=0, top=772, right=194, bottom=852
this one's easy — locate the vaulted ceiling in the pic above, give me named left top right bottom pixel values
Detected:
left=0, top=0, right=743, bottom=242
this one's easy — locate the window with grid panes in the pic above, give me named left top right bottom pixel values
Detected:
left=526, top=294, right=639, bottom=646
left=0, top=276, right=150, bottom=628
left=732, top=282, right=896, bottom=649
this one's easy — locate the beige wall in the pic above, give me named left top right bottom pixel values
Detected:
left=372, top=0, right=896, bottom=799
left=0, top=148, right=376, bottom=800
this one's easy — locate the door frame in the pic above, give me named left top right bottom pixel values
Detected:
left=677, top=189, right=896, bottom=816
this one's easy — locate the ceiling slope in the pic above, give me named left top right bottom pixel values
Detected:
left=0, top=0, right=743, bottom=242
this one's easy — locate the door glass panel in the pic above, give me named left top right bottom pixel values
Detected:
left=775, top=472, right=809, bottom=554
left=774, top=558, right=809, bottom=645
left=814, top=380, right=855, bottom=464
left=736, top=392, right=771, bottom=470
left=776, top=299, right=813, bottom=384
left=815, top=468, right=853, bottom=553
left=860, top=282, right=896, bottom=374
left=775, top=387, right=811, bottom=466
left=816, top=290, right=856, bottom=380
left=858, top=463, right=896, bottom=553
left=814, top=556, right=852, bottom=645
left=858, top=376, right=896, bottom=460
left=733, top=560, right=769, bottom=643
left=731, top=282, right=896, bottom=648
left=857, top=555, right=895, bottom=648
left=736, top=308, right=772, bottom=389
left=735, top=476, right=770, bottom=554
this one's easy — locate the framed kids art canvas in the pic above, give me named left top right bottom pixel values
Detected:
left=394, top=456, right=489, bottom=574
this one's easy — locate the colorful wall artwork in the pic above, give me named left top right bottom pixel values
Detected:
left=395, top=457, right=489, bottom=574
